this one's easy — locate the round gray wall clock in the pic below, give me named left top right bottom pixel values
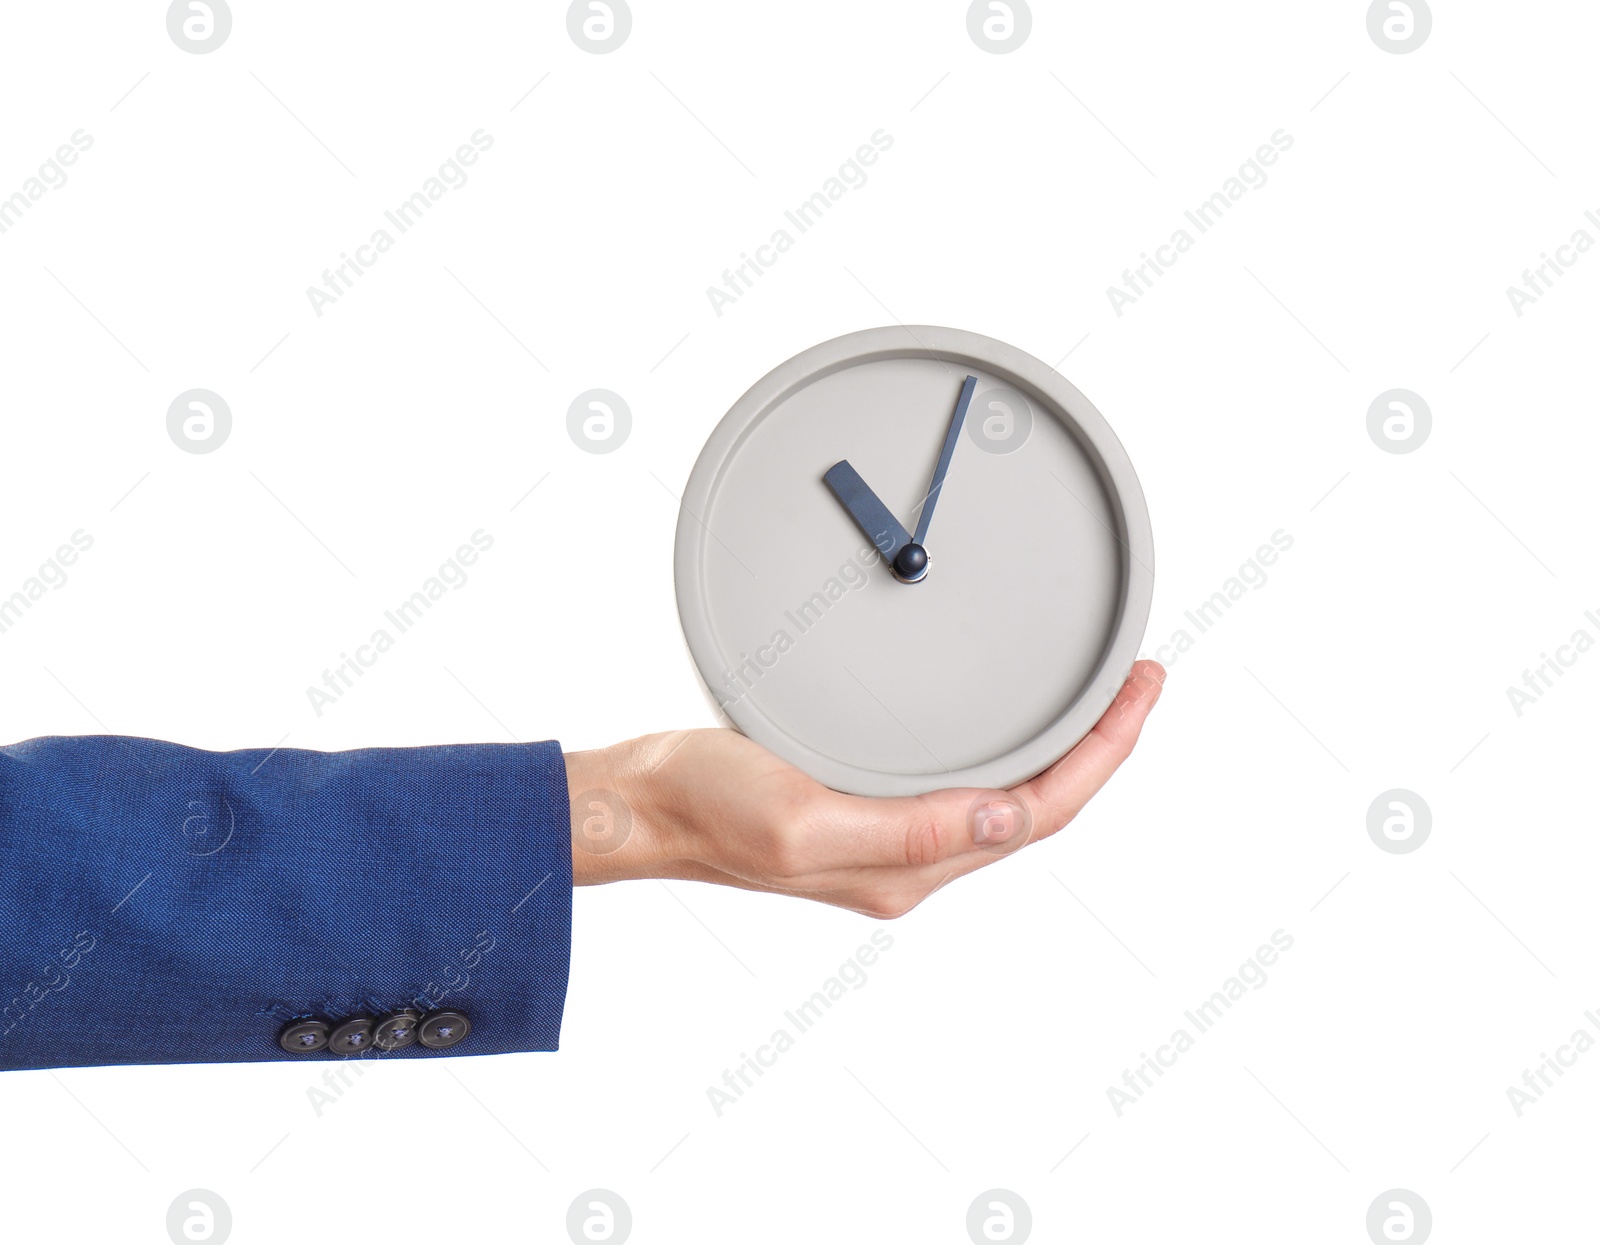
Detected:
left=674, top=325, right=1154, bottom=797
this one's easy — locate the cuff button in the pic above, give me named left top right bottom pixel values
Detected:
left=373, top=1010, right=422, bottom=1051
left=279, top=1019, right=330, bottom=1054
left=328, top=1016, right=376, bottom=1055
left=418, top=1009, right=472, bottom=1050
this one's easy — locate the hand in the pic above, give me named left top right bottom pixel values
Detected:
left=564, top=660, right=1166, bottom=917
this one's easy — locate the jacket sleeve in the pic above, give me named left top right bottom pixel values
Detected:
left=0, top=735, right=573, bottom=1071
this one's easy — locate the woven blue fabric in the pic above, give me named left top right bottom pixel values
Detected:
left=0, top=735, right=572, bottom=1071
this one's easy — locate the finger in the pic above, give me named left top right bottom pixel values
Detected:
left=788, top=662, right=1164, bottom=874
left=1013, top=659, right=1165, bottom=843
left=796, top=784, right=1002, bottom=873
left=798, top=662, right=1169, bottom=902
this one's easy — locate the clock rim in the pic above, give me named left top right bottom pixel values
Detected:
left=674, top=324, right=1155, bottom=798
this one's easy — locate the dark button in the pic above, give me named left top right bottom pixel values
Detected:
left=279, top=1018, right=330, bottom=1054
left=328, top=1016, right=376, bottom=1055
left=418, top=1009, right=471, bottom=1050
left=373, top=1009, right=422, bottom=1051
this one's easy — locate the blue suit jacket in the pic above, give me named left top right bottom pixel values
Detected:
left=0, top=735, right=572, bottom=1071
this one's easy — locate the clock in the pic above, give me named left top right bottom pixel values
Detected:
left=673, top=325, right=1154, bottom=798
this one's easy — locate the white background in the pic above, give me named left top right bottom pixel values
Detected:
left=2, top=1, right=1597, bottom=1241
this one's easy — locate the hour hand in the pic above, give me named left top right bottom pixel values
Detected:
left=823, top=460, right=912, bottom=565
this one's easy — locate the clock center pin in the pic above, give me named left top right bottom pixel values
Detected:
left=892, top=542, right=930, bottom=583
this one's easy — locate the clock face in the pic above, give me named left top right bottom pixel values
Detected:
left=674, top=326, right=1154, bottom=797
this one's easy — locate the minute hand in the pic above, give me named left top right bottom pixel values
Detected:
left=912, top=375, right=978, bottom=547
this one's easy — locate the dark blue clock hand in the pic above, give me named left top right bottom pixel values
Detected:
left=823, top=460, right=913, bottom=563
left=822, top=375, right=980, bottom=585
left=912, top=374, right=978, bottom=547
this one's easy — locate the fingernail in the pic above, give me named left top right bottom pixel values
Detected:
left=971, top=799, right=1017, bottom=844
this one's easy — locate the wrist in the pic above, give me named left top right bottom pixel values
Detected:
left=564, top=740, right=663, bottom=885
